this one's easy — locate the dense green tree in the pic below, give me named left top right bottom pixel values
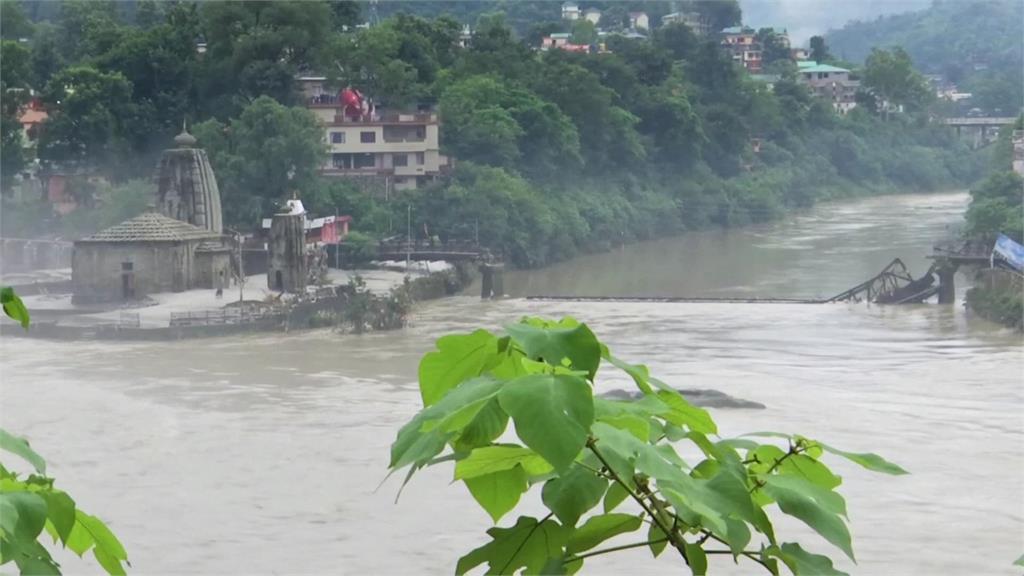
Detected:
left=37, top=66, right=132, bottom=172
left=809, top=35, right=829, bottom=63
left=757, top=28, right=791, bottom=67
left=653, top=22, right=699, bottom=61
left=862, top=47, right=933, bottom=116
left=330, top=0, right=362, bottom=31
left=193, top=96, right=326, bottom=227
left=29, top=22, right=63, bottom=87
left=56, top=0, right=123, bottom=61
left=1, top=39, right=31, bottom=192
left=570, top=19, right=596, bottom=46
left=965, top=171, right=1024, bottom=242
left=0, top=0, right=34, bottom=39
left=692, top=0, right=741, bottom=33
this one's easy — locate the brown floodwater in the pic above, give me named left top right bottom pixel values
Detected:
left=2, top=191, right=1021, bottom=575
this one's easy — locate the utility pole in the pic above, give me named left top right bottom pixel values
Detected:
left=334, top=206, right=340, bottom=270
left=406, top=203, right=411, bottom=271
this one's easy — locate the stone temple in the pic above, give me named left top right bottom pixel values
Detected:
left=154, top=126, right=223, bottom=233
left=72, top=129, right=232, bottom=304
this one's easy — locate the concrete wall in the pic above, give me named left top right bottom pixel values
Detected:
left=72, top=241, right=198, bottom=304
left=194, top=250, right=232, bottom=289
left=1, top=239, right=73, bottom=272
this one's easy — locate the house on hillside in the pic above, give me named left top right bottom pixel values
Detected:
left=562, top=2, right=580, bottom=20
left=583, top=7, right=601, bottom=25
left=791, top=47, right=810, bottom=61
left=302, top=84, right=450, bottom=192
left=720, top=27, right=762, bottom=73
left=628, top=12, right=649, bottom=31
left=662, top=11, right=707, bottom=35
left=798, top=62, right=860, bottom=114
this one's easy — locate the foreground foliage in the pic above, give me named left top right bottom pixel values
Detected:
left=390, top=317, right=908, bottom=574
left=0, top=288, right=129, bottom=575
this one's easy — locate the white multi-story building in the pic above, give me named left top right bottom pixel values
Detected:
left=562, top=2, right=581, bottom=20
left=300, top=78, right=450, bottom=191
left=628, top=11, right=649, bottom=31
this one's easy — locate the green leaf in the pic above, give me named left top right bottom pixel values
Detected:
left=762, top=476, right=854, bottom=561
left=79, top=513, right=128, bottom=575
left=453, top=399, right=509, bottom=452
left=65, top=511, right=94, bottom=556
left=603, top=353, right=654, bottom=395
left=390, top=377, right=504, bottom=470
left=2, top=492, right=48, bottom=541
left=505, top=319, right=602, bottom=381
left=820, top=443, right=908, bottom=475
left=41, top=491, right=76, bottom=545
left=455, top=516, right=569, bottom=576
left=602, top=481, right=629, bottom=513
left=770, top=542, right=849, bottom=576
left=648, top=522, right=668, bottom=558
left=655, top=390, right=716, bottom=435
left=684, top=541, right=708, bottom=575
left=0, top=428, right=46, bottom=474
left=541, top=464, right=608, bottom=528
left=1, top=286, right=30, bottom=329
left=498, top=374, right=594, bottom=473
left=465, top=466, right=529, bottom=524
left=418, top=329, right=501, bottom=406
left=1014, top=554, right=1024, bottom=567
left=778, top=454, right=843, bottom=490
left=566, top=513, right=643, bottom=555
left=597, top=413, right=650, bottom=442
left=455, top=445, right=552, bottom=481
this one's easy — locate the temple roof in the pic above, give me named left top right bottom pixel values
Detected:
left=78, top=211, right=220, bottom=243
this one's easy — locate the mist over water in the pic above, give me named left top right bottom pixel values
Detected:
left=2, top=191, right=1021, bottom=575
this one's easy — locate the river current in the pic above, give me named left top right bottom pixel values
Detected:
left=2, top=191, right=1021, bottom=575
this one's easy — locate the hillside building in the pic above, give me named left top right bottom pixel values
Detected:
left=798, top=63, right=860, bottom=114
left=583, top=8, right=601, bottom=25
left=628, top=12, right=649, bottom=31
left=720, top=26, right=762, bottom=73
left=562, top=2, right=580, bottom=20
left=300, top=79, right=450, bottom=191
left=662, top=12, right=708, bottom=35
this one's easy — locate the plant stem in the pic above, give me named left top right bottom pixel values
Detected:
left=586, top=437, right=689, bottom=563
left=563, top=537, right=671, bottom=564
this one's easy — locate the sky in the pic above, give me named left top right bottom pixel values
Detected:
left=739, top=0, right=933, bottom=44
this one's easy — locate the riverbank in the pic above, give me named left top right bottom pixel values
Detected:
left=2, top=262, right=475, bottom=340
left=965, top=268, right=1024, bottom=330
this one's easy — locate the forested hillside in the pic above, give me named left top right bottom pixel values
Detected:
left=826, top=0, right=1023, bottom=114
left=1, top=0, right=986, bottom=268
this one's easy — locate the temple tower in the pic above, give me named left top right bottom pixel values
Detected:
left=154, top=125, right=224, bottom=233
left=267, top=199, right=307, bottom=293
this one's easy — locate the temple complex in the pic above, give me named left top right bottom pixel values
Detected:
left=154, top=125, right=224, bottom=233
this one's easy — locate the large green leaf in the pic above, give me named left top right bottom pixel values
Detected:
left=498, top=374, right=594, bottom=472
left=541, top=464, right=608, bottom=527
left=1, top=286, right=30, bottom=329
left=79, top=513, right=128, bottom=575
left=2, top=492, right=48, bottom=541
left=602, top=481, right=629, bottom=513
left=820, top=443, right=908, bottom=475
left=603, top=353, right=654, bottom=395
left=418, top=329, right=501, bottom=406
left=684, top=541, right=707, bottom=575
left=597, top=413, right=650, bottom=442
left=566, top=513, right=642, bottom=555
left=0, top=428, right=46, bottom=474
left=455, top=445, right=552, bottom=481
left=41, top=491, right=76, bottom=545
left=648, top=522, right=668, bottom=558
left=390, top=377, right=504, bottom=470
left=770, top=542, right=849, bottom=576
left=778, top=454, right=843, bottom=490
left=465, top=467, right=529, bottom=524
left=762, top=476, right=854, bottom=561
left=655, top=390, right=716, bottom=435
left=1014, top=553, right=1024, bottom=567
left=456, top=516, right=569, bottom=576
left=505, top=319, right=601, bottom=381
left=453, top=399, right=509, bottom=453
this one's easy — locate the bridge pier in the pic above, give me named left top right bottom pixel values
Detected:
left=937, top=265, right=957, bottom=304
left=479, top=263, right=504, bottom=299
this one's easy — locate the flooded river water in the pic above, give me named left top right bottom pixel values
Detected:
left=2, top=191, right=1021, bottom=575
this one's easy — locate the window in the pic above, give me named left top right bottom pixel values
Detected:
left=331, top=132, right=345, bottom=144
left=360, top=131, right=376, bottom=143
left=121, top=262, right=133, bottom=271
left=353, top=153, right=376, bottom=169
left=416, top=152, right=425, bottom=165
left=393, top=154, right=408, bottom=167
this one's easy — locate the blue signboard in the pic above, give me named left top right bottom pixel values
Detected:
left=993, top=234, right=1024, bottom=271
